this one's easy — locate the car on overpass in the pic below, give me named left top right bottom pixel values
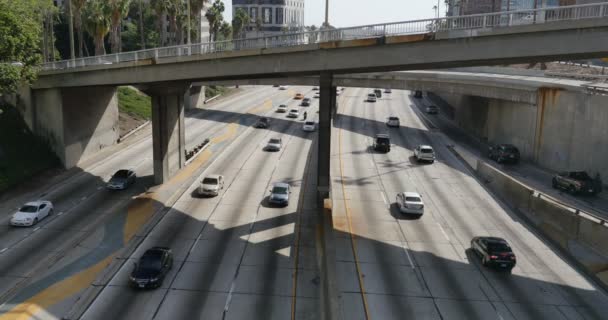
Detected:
left=426, top=105, right=439, bottom=114
left=488, top=144, right=520, bottom=164
left=107, top=169, right=136, bottom=190
left=268, top=182, right=291, bottom=207
left=265, top=138, right=283, bottom=151
left=552, top=171, right=599, bottom=195
left=129, top=247, right=173, bottom=289
left=414, top=145, right=435, bottom=163
left=386, top=116, right=400, bottom=127
left=198, top=174, right=224, bottom=197
left=10, top=200, right=54, bottom=227
left=254, top=117, right=271, bottom=129
left=367, top=94, right=377, bottom=103
left=276, top=104, right=288, bottom=113
left=470, top=237, right=516, bottom=273
left=396, top=192, right=424, bottom=216
left=373, top=134, right=391, bottom=152
left=294, top=93, right=304, bottom=100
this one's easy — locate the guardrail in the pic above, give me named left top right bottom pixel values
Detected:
left=42, top=3, right=608, bottom=71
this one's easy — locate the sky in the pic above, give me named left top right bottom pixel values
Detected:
left=223, top=0, right=448, bottom=29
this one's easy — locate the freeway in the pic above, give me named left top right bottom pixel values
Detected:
left=0, top=85, right=318, bottom=319
left=331, top=88, right=608, bottom=319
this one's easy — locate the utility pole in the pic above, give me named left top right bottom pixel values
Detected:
left=324, top=0, right=329, bottom=27
left=66, top=0, right=75, bottom=60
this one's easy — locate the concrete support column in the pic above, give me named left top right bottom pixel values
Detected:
left=145, top=85, right=187, bottom=185
left=318, top=72, right=334, bottom=202
left=184, top=84, right=205, bottom=110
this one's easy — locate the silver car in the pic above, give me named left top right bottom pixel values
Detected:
left=198, top=174, right=224, bottom=196
left=396, top=192, right=424, bottom=215
left=265, top=138, right=283, bottom=151
left=414, top=145, right=435, bottom=163
left=269, top=182, right=291, bottom=206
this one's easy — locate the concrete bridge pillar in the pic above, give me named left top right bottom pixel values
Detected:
left=144, top=85, right=187, bottom=185
left=318, top=72, right=335, bottom=203
left=184, top=85, right=205, bottom=110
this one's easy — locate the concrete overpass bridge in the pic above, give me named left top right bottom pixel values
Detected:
left=23, top=3, right=608, bottom=198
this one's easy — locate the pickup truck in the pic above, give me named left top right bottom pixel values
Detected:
left=552, top=171, right=598, bottom=195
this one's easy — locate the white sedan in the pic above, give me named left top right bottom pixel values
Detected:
left=11, top=200, right=54, bottom=226
left=287, top=109, right=299, bottom=118
left=303, top=121, right=316, bottom=132
left=396, top=192, right=424, bottom=215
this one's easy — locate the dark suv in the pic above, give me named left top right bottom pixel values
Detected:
left=373, top=134, right=391, bottom=153
left=488, top=144, right=520, bottom=164
left=552, top=171, right=599, bottom=195
left=254, top=117, right=270, bottom=129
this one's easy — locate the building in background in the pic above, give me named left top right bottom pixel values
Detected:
left=232, top=0, right=305, bottom=38
left=448, top=0, right=577, bottom=16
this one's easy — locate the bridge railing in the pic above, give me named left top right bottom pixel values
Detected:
left=42, top=3, right=608, bottom=71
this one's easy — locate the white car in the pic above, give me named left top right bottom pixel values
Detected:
left=276, top=104, right=288, bottom=113
left=287, top=109, right=299, bottom=118
left=336, top=90, right=341, bottom=96
left=367, top=94, right=377, bottom=102
left=11, top=200, right=54, bottom=226
left=386, top=116, right=400, bottom=127
left=314, top=93, right=320, bottom=99
left=265, top=138, right=283, bottom=151
left=414, top=145, right=436, bottom=163
left=396, top=192, right=424, bottom=215
left=303, top=121, right=316, bottom=132
left=279, top=85, right=288, bottom=90
left=198, top=174, right=224, bottom=196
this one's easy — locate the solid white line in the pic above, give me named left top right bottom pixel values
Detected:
left=369, top=159, right=375, bottom=167
left=380, top=191, right=388, bottom=205
left=437, top=222, right=450, bottom=241
left=81, top=196, right=87, bottom=201
left=224, top=282, right=237, bottom=312
left=403, top=246, right=415, bottom=269
left=33, top=227, right=40, bottom=232
left=58, top=212, right=64, bottom=216
left=0, top=248, right=7, bottom=253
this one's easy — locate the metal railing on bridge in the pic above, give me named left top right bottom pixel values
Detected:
left=42, top=3, right=608, bottom=71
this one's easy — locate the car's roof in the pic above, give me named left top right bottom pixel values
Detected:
left=273, top=182, right=290, bottom=188
left=24, top=200, right=46, bottom=206
left=419, top=145, right=433, bottom=149
left=205, top=174, right=222, bottom=179
left=403, top=192, right=422, bottom=198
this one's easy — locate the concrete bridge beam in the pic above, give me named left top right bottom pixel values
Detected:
left=144, top=85, right=187, bottom=185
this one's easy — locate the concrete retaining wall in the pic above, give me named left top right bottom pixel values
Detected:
left=454, top=145, right=608, bottom=286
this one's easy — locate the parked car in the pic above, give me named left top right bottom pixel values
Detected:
left=198, top=174, right=224, bottom=197
left=488, top=144, right=520, bottom=164
left=373, top=134, right=391, bottom=153
left=288, top=109, right=299, bottom=118
left=294, top=93, right=304, bottom=100
left=386, top=116, right=400, bottom=127
left=470, top=237, right=516, bottom=272
left=374, top=89, right=382, bottom=98
left=552, top=171, right=599, bottom=195
left=254, top=117, right=271, bottom=128
left=265, top=138, right=283, bottom=151
left=367, top=94, right=377, bottom=103
left=10, top=200, right=54, bottom=227
left=129, top=247, right=173, bottom=289
left=107, top=169, right=136, bottom=190
left=426, top=105, right=438, bottom=114
left=301, top=98, right=311, bottom=106
left=268, top=182, right=291, bottom=206
left=396, top=192, right=424, bottom=215
left=276, top=104, right=288, bottom=113
left=303, top=121, right=316, bottom=132
left=414, top=90, right=423, bottom=98
left=414, top=145, right=435, bottom=163
left=384, top=88, right=392, bottom=93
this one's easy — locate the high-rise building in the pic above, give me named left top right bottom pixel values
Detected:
left=232, top=0, right=305, bottom=38
left=448, top=0, right=577, bottom=16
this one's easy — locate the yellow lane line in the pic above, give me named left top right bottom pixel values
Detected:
left=247, top=99, right=273, bottom=114
left=338, top=106, right=371, bottom=319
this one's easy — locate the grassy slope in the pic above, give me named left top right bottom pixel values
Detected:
left=117, top=86, right=151, bottom=120
left=0, top=104, right=59, bottom=193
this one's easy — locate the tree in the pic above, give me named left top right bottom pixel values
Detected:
left=83, top=0, right=111, bottom=55
left=205, top=0, right=225, bottom=42
left=0, top=0, right=53, bottom=93
left=109, top=0, right=131, bottom=53
left=166, top=0, right=181, bottom=45
left=231, top=7, right=250, bottom=40
left=71, top=0, right=87, bottom=57
left=219, top=21, right=231, bottom=41
left=151, top=0, right=171, bottom=46
left=190, top=0, right=209, bottom=42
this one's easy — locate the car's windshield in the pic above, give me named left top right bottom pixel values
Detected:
left=19, top=205, right=38, bottom=213
left=139, top=256, right=162, bottom=271
left=113, top=170, right=129, bottom=178
left=421, top=148, right=433, bottom=153
left=272, top=186, right=288, bottom=194
left=405, top=197, right=421, bottom=202
left=368, top=94, right=375, bottom=97
left=290, top=109, right=298, bottom=112
left=389, top=117, right=399, bottom=121
left=269, top=139, right=281, bottom=144
left=500, top=146, right=517, bottom=152
left=202, top=178, right=218, bottom=185
left=376, top=138, right=389, bottom=144
left=487, top=242, right=512, bottom=253
left=570, top=172, right=591, bottom=180
left=305, top=122, right=314, bottom=125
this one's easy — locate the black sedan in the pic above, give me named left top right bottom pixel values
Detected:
left=129, top=247, right=173, bottom=289
left=107, top=169, right=136, bottom=190
left=254, top=117, right=271, bottom=129
left=470, top=237, right=516, bottom=272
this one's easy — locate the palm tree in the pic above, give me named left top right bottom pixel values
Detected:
left=109, top=0, right=131, bottom=53
left=190, top=0, right=209, bottom=42
left=205, top=0, right=224, bottom=42
left=231, top=7, right=250, bottom=40
left=71, top=0, right=87, bottom=57
left=83, top=0, right=111, bottom=55
left=151, top=0, right=171, bottom=46
left=219, top=21, right=231, bottom=41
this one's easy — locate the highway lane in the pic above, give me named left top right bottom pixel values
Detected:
left=0, top=86, right=314, bottom=319
left=332, top=88, right=608, bottom=319
left=78, top=88, right=321, bottom=320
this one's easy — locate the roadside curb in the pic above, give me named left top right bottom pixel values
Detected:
left=118, top=121, right=150, bottom=143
